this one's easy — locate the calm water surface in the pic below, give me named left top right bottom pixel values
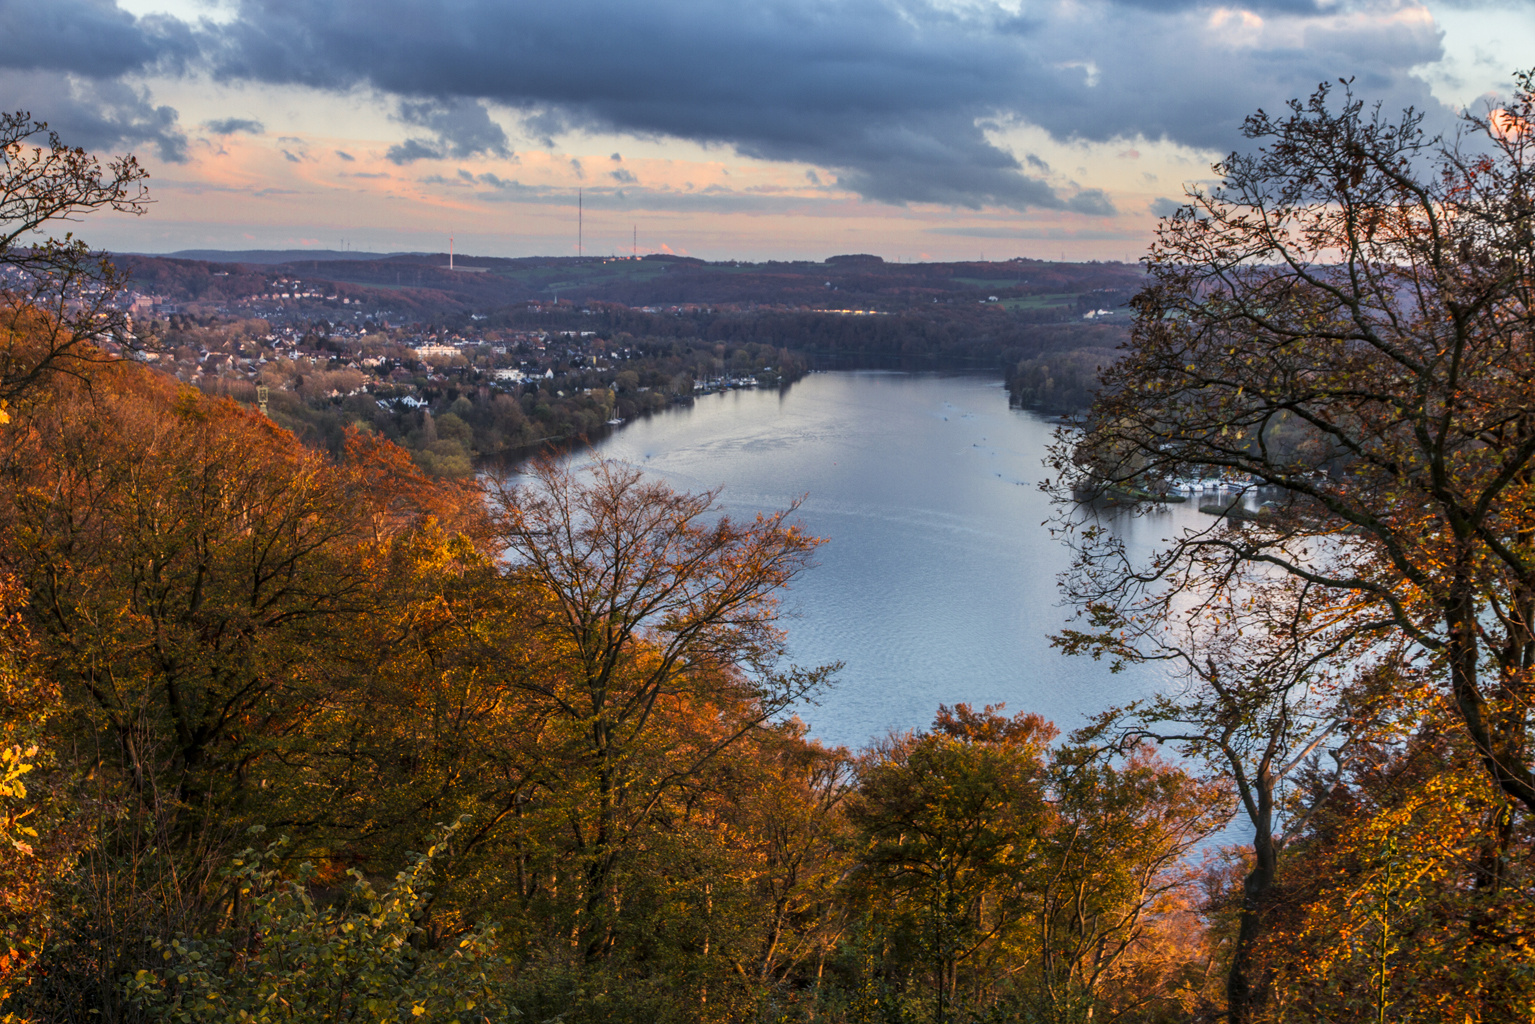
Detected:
left=579, top=371, right=1210, bottom=751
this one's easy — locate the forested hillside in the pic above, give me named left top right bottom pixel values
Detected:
left=0, top=345, right=1227, bottom=1024
left=117, top=250, right=1142, bottom=318
left=3, top=73, right=1535, bottom=1024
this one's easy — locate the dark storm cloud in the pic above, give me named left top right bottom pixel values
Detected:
left=191, top=0, right=1447, bottom=208
left=0, top=69, right=186, bottom=162
left=0, top=1, right=192, bottom=159
left=201, top=0, right=1105, bottom=208
left=393, top=96, right=512, bottom=160
left=5, top=0, right=1458, bottom=208
left=0, top=0, right=195, bottom=78
left=199, top=0, right=1127, bottom=210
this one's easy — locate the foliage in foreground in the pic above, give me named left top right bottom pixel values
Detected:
left=127, top=826, right=505, bottom=1023
left=1055, top=68, right=1535, bottom=1024
left=4, top=67, right=1535, bottom=1024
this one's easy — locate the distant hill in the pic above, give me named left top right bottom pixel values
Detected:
left=113, top=250, right=1145, bottom=323
left=152, top=249, right=418, bottom=264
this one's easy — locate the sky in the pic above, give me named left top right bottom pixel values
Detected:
left=6, top=0, right=1531, bottom=261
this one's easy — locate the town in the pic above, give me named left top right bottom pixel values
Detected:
left=92, top=251, right=1138, bottom=474
left=106, top=278, right=805, bottom=474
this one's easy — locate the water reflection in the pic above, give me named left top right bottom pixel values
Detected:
left=570, top=370, right=1216, bottom=750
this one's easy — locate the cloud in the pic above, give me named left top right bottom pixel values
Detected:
left=450, top=171, right=843, bottom=214
left=194, top=0, right=1450, bottom=209
left=1149, top=196, right=1186, bottom=217
left=1065, top=188, right=1116, bottom=216
left=1105, top=0, right=1325, bottom=11
left=0, top=4, right=194, bottom=159
left=206, top=117, right=263, bottom=135
left=0, top=0, right=195, bottom=78
left=386, top=138, right=444, bottom=164
left=0, top=69, right=187, bottom=162
left=8, top=0, right=1459, bottom=210
left=394, top=95, right=511, bottom=159
left=335, top=149, right=354, bottom=160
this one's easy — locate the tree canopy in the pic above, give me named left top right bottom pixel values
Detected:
left=10, top=72, right=1535, bottom=1024
left=1056, top=70, right=1535, bottom=1022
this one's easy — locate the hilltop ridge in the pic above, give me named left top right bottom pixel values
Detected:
left=114, top=250, right=1144, bottom=320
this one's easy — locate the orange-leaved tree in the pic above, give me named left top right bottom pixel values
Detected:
left=1261, top=684, right=1535, bottom=1023
left=849, top=704, right=1056, bottom=1024
left=486, top=459, right=832, bottom=964
left=0, top=111, right=150, bottom=411
left=0, top=353, right=487, bottom=1018
left=1055, top=71, right=1535, bottom=819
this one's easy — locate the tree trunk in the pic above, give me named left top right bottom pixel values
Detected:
left=1227, top=774, right=1276, bottom=1024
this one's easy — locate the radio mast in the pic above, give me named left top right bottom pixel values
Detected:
left=578, top=188, right=583, bottom=258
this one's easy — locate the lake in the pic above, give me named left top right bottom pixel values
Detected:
left=576, top=370, right=1212, bottom=751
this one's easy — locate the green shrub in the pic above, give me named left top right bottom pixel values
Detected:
left=126, top=826, right=506, bottom=1023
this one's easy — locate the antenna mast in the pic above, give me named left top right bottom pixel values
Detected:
left=449, top=235, right=454, bottom=270
left=632, top=224, right=637, bottom=258
left=578, top=188, right=583, bottom=258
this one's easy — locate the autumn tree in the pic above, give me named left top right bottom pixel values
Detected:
left=1056, top=70, right=1535, bottom=819
left=1033, top=740, right=1227, bottom=1022
left=846, top=704, right=1223, bottom=1024
left=848, top=704, right=1056, bottom=1023
left=0, top=112, right=150, bottom=410
left=485, top=460, right=831, bottom=964
left=738, top=725, right=854, bottom=993
left=1064, top=568, right=1407, bottom=1023
left=0, top=366, right=462, bottom=807
left=1255, top=685, right=1535, bottom=1022
left=127, top=825, right=509, bottom=1024
left=0, top=356, right=487, bottom=1020
left=0, top=573, right=81, bottom=1022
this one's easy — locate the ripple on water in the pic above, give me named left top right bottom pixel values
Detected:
left=580, top=371, right=1201, bottom=750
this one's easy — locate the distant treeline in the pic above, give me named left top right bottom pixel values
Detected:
left=496, top=306, right=1133, bottom=375
left=116, top=251, right=1145, bottom=318
left=1006, top=344, right=1125, bottom=415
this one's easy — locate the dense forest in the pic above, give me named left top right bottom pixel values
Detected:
left=2, top=71, right=1535, bottom=1024
left=0, top=333, right=1231, bottom=1024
